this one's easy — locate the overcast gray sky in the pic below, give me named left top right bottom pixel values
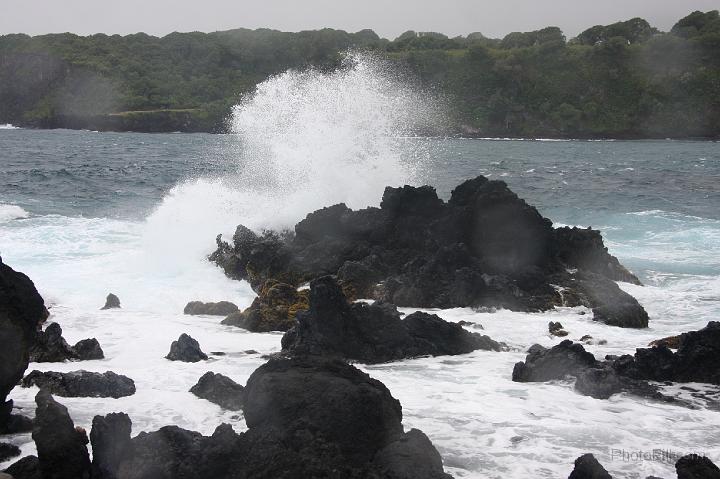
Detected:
left=1, top=0, right=717, bottom=39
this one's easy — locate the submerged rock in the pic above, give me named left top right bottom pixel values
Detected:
left=32, top=390, right=91, bottom=479
left=100, top=293, right=121, bottom=310
left=183, top=300, right=238, bottom=316
left=210, top=176, right=647, bottom=328
left=22, top=370, right=136, bottom=398
left=222, top=280, right=308, bottom=332
left=29, top=322, right=104, bottom=362
left=165, top=334, right=208, bottom=362
left=282, top=276, right=503, bottom=363
left=189, top=372, right=244, bottom=410
left=0, top=257, right=48, bottom=433
left=568, top=453, right=612, bottom=479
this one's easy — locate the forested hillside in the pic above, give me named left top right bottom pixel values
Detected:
left=1, top=10, right=718, bottom=137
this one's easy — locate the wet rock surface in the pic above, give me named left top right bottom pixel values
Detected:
left=0, top=258, right=47, bottom=433
left=165, top=334, right=208, bottom=362
left=183, top=300, right=238, bottom=316
left=100, top=294, right=121, bottom=310
left=222, top=280, right=308, bottom=332
left=189, top=372, right=244, bottom=410
left=22, top=370, right=136, bottom=399
left=210, top=176, right=647, bottom=328
left=79, top=355, right=452, bottom=479
left=281, top=276, right=503, bottom=363
left=32, top=390, right=91, bottom=479
left=29, top=323, right=104, bottom=363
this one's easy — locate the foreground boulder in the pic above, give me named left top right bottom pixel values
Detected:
left=0, top=257, right=48, bottom=433
left=4, top=455, right=41, bottom=479
left=33, top=390, right=91, bottom=479
left=282, top=276, right=503, bottom=363
left=189, top=372, right=244, bottom=410
left=165, top=334, right=207, bottom=362
left=568, top=453, right=612, bottom=479
left=29, top=322, right=104, bottom=362
left=211, top=176, right=647, bottom=328
left=22, top=370, right=135, bottom=398
left=183, top=301, right=238, bottom=316
left=676, top=454, right=720, bottom=479
left=100, top=294, right=121, bottom=310
left=222, top=280, right=308, bottom=332
left=83, top=355, right=452, bottom=479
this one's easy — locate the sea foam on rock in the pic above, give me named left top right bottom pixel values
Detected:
left=281, top=276, right=503, bottom=363
left=0, top=257, right=48, bottom=434
left=211, top=176, right=648, bottom=328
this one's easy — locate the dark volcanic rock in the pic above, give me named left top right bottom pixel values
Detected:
left=33, top=390, right=91, bottom=479
left=676, top=454, right=720, bottom=479
left=612, top=322, right=720, bottom=385
left=549, top=321, right=569, bottom=337
left=282, top=276, right=503, bottom=363
left=222, top=280, right=308, bottom=332
left=90, top=413, right=133, bottom=479
left=4, top=455, right=42, bottom=479
left=210, top=176, right=647, bottom=328
left=568, top=453, right=612, bottom=479
left=89, top=355, right=452, bottom=479
left=29, top=322, right=104, bottom=362
left=512, top=340, right=598, bottom=382
left=165, top=333, right=208, bottom=362
left=100, top=293, right=121, bottom=310
left=0, top=258, right=47, bottom=433
left=183, top=300, right=238, bottom=316
left=0, top=442, right=20, bottom=462
left=189, top=372, right=244, bottom=410
left=22, top=370, right=135, bottom=398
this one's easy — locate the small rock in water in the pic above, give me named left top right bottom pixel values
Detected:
left=29, top=322, right=104, bottom=362
left=568, top=453, right=612, bottom=479
left=183, top=301, right=238, bottom=316
left=549, top=321, right=569, bottom=337
left=165, top=334, right=208, bottom=362
left=101, top=293, right=121, bottom=310
left=22, top=370, right=136, bottom=398
left=190, top=372, right=244, bottom=410
left=0, top=442, right=21, bottom=462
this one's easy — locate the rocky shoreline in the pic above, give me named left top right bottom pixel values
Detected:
left=1, top=177, right=718, bottom=478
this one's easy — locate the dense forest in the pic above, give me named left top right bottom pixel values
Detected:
left=1, top=10, right=719, bottom=138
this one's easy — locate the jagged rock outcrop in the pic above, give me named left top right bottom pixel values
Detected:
left=514, top=323, right=720, bottom=401
left=0, top=258, right=48, bottom=434
left=183, top=301, right=238, bottom=316
left=281, top=276, right=503, bottom=363
left=32, top=390, right=91, bottom=479
left=222, top=280, right=308, bottom=332
left=29, top=323, right=104, bottom=362
left=611, top=321, right=720, bottom=385
left=100, top=294, right=121, bottom=310
left=83, top=355, right=452, bottom=479
left=90, top=413, right=133, bottom=479
left=22, top=370, right=135, bottom=399
left=210, top=176, right=647, bottom=328
left=189, top=372, right=244, bottom=410
left=568, top=453, right=612, bottom=479
left=676, top=453, right=720, bottom=479
left=165, top=334, right=207, bottom=362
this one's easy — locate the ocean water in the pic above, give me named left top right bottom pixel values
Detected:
left=1, top=56, right=719, bottom=478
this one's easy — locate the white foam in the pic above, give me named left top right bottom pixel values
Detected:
left=0, top=123, right=19, bottom=130
left=0, top=204, right=29, bottom=222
